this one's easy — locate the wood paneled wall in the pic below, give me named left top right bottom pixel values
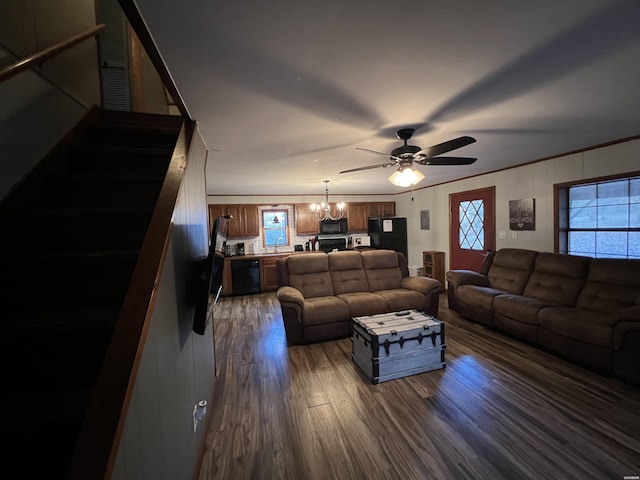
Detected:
left=112, top=128, right=214, bottom=479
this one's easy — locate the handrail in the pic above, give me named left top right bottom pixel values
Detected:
left=117, top=0, right=191, bottom=120
left=0, top=24, right=105, bottom=84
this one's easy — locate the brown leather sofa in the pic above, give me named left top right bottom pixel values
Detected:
left=276, top=250, right=441, bottom=345
left=446, top=248, right=640, bottom=384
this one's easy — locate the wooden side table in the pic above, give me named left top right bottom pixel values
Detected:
left=423, top=251, right=445, bottom=291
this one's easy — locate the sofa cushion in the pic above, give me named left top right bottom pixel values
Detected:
left=361, top=250, right=403, bottom=291
left=328, top=251, right=370, bottom=294
left=373, top=288, right=430, bottom=312
left=457, top=285, right=505, bottom=310
left=336, top=292, right=389, bottom=317
left=538, top=306, right=617, bottom=348
left=287, top=254, right=334, bottom=298
left=487, top=248, right=538, bottom=294
left=301, top=296, right=351, bottom=326
left=493, top=293, right=556, bottom=325
left=523, top=252, right=590, bottom=306
left=577, top=258, right=640, bottom=313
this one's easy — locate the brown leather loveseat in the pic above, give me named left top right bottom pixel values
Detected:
left=276, top=249, right=441, bottom=344
left=446, top=248, right=640, bottom=384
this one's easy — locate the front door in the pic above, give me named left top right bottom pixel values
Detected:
left=449, top=187, right=496, bottom=271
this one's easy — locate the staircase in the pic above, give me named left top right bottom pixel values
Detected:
left=0, top=109, right=183, bottom=479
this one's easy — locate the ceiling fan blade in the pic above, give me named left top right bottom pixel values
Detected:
left=356, top=147, right=392, bottom=157
left=415, top=156, right=477, bottom=166
left=339, top=162, right=395, bottom=174
left=414, top=136, right=476, bottom=158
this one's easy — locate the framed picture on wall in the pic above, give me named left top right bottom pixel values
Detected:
left=509, top=198, right=535, bottom=230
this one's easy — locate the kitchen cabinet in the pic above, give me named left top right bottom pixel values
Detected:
left=208, top=204, right=259, bottom=237
left=346, top=203, right=368, bottom=232
left=259, top=254, right=288, bottom=291
left=208, top=205, right=226, bottom=234
left=222, top=257, right=232, bottom=295
left=423, top=251, right=445, bottom=292
left=295, top=204, right=319, bottom=235
left=368, top=202, right=395, bottom=217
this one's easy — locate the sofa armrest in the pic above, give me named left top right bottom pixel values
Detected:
left=445, top=269, right=489, bottom=288
left=400, top=276, right=441, bottom=295
left=276, top=286, right=305, bottom=307
left=612, top=306, right=640, bottom=350
left=612, top=306, right=640, bottom=384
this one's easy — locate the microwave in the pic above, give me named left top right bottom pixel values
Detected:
left=320, top=218, right=348, bottom=235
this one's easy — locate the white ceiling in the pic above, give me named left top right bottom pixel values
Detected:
left=135, top=0, right=640, bottom=196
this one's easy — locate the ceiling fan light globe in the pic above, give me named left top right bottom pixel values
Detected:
left=388, top=167, right=424, bottom=187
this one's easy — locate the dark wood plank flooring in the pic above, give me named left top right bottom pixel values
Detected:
left=198, top=293, right=640, bottom=479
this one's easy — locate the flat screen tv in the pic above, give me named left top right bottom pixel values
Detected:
left=193, top=216, right=229, bottom=335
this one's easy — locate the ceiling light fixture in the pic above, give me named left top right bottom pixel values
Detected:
left=388, top=166, right=425, bottom=187
left=311, top=180, right=345, bottom=221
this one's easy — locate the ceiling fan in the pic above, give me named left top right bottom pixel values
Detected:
left=339, top=128, right=477, bottom=177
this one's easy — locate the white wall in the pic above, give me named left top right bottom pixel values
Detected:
left=396, top=138, right=640, bottom=268
left=113, top=129, right=214, bottom=480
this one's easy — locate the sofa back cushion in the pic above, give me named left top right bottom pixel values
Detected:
left=487, top=248, right=538, bottom=294
left=328, top=251, right=369, bottom=294
left=361, top=250, right=404, bottom=291
left=577, top=258, right=640, bottom=312
left=523, top=252, right=591, bottom=305
left=286, top=253, right=334, bottom=298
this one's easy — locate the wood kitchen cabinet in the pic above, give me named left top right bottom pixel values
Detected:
left=423, top=251, right=445, bottom=291
left=346, top=203, right=369, bottom=232
left=259, top=254, right=288, bottom=291
left=208, top=204, right=259, bottom=237
left=221, top=257, right=232, bottom=295
left=368, top=201, right=395, bottom=217
left=295, top=204, right=319, bottom=235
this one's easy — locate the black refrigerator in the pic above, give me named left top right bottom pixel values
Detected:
left=368, top=217, right=408, bottom=259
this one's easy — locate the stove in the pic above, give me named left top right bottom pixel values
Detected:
left=318, top=237, right=347, bottom=253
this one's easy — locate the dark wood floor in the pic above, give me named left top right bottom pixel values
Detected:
left=198, top=292, right=640, bottom=479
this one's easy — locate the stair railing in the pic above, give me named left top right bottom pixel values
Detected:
left=0, top=24, right=105, bottom=84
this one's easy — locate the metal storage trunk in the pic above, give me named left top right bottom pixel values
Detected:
left=351, top=310, right=445, bottom=384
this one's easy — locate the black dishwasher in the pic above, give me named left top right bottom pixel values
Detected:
left=231, top=258, right=261, bottom=295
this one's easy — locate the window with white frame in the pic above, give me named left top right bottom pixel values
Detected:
left=556, top=175, right=640, bottom=258
left=262, top=210, right=289, bottom=248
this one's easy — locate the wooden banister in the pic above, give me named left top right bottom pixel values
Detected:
left=0, top=24, right=105, bottom=84
left=116, top=0, right=191, bottom=119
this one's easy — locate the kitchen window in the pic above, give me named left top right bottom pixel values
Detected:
left=262, top=210, right=289, bottom=248
left=556, top=174, right=640, bottom=258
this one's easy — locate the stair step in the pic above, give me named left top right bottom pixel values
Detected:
left=0, top=208, right=153, bottom=254
left=0, top=252, right=139, bottom=313
left=43, top=172, right=165, bottom=208
left=99, top=109, right=184, bottom=131
left=0, top=309, right=117, bottom=391
left=0, top=388, right=93, bottom=478
left=67, top=144, right=172, bottom=175
left=85, top=123, right=180, bottom=149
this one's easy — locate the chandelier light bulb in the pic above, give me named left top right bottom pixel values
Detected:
left=310, top=180, right=345, bottom=221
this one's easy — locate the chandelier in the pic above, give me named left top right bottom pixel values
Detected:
left=310, top=180, right=345, bottom=221
left=388, top=165, right=425, bottom=187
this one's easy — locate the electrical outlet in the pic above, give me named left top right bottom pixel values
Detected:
left=498, top=231, right=506, bottom=239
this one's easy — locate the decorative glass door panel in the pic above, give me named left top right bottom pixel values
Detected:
left=459, top=200, right=485, bottom=250
left=450, top=187, right=496, bottom=271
